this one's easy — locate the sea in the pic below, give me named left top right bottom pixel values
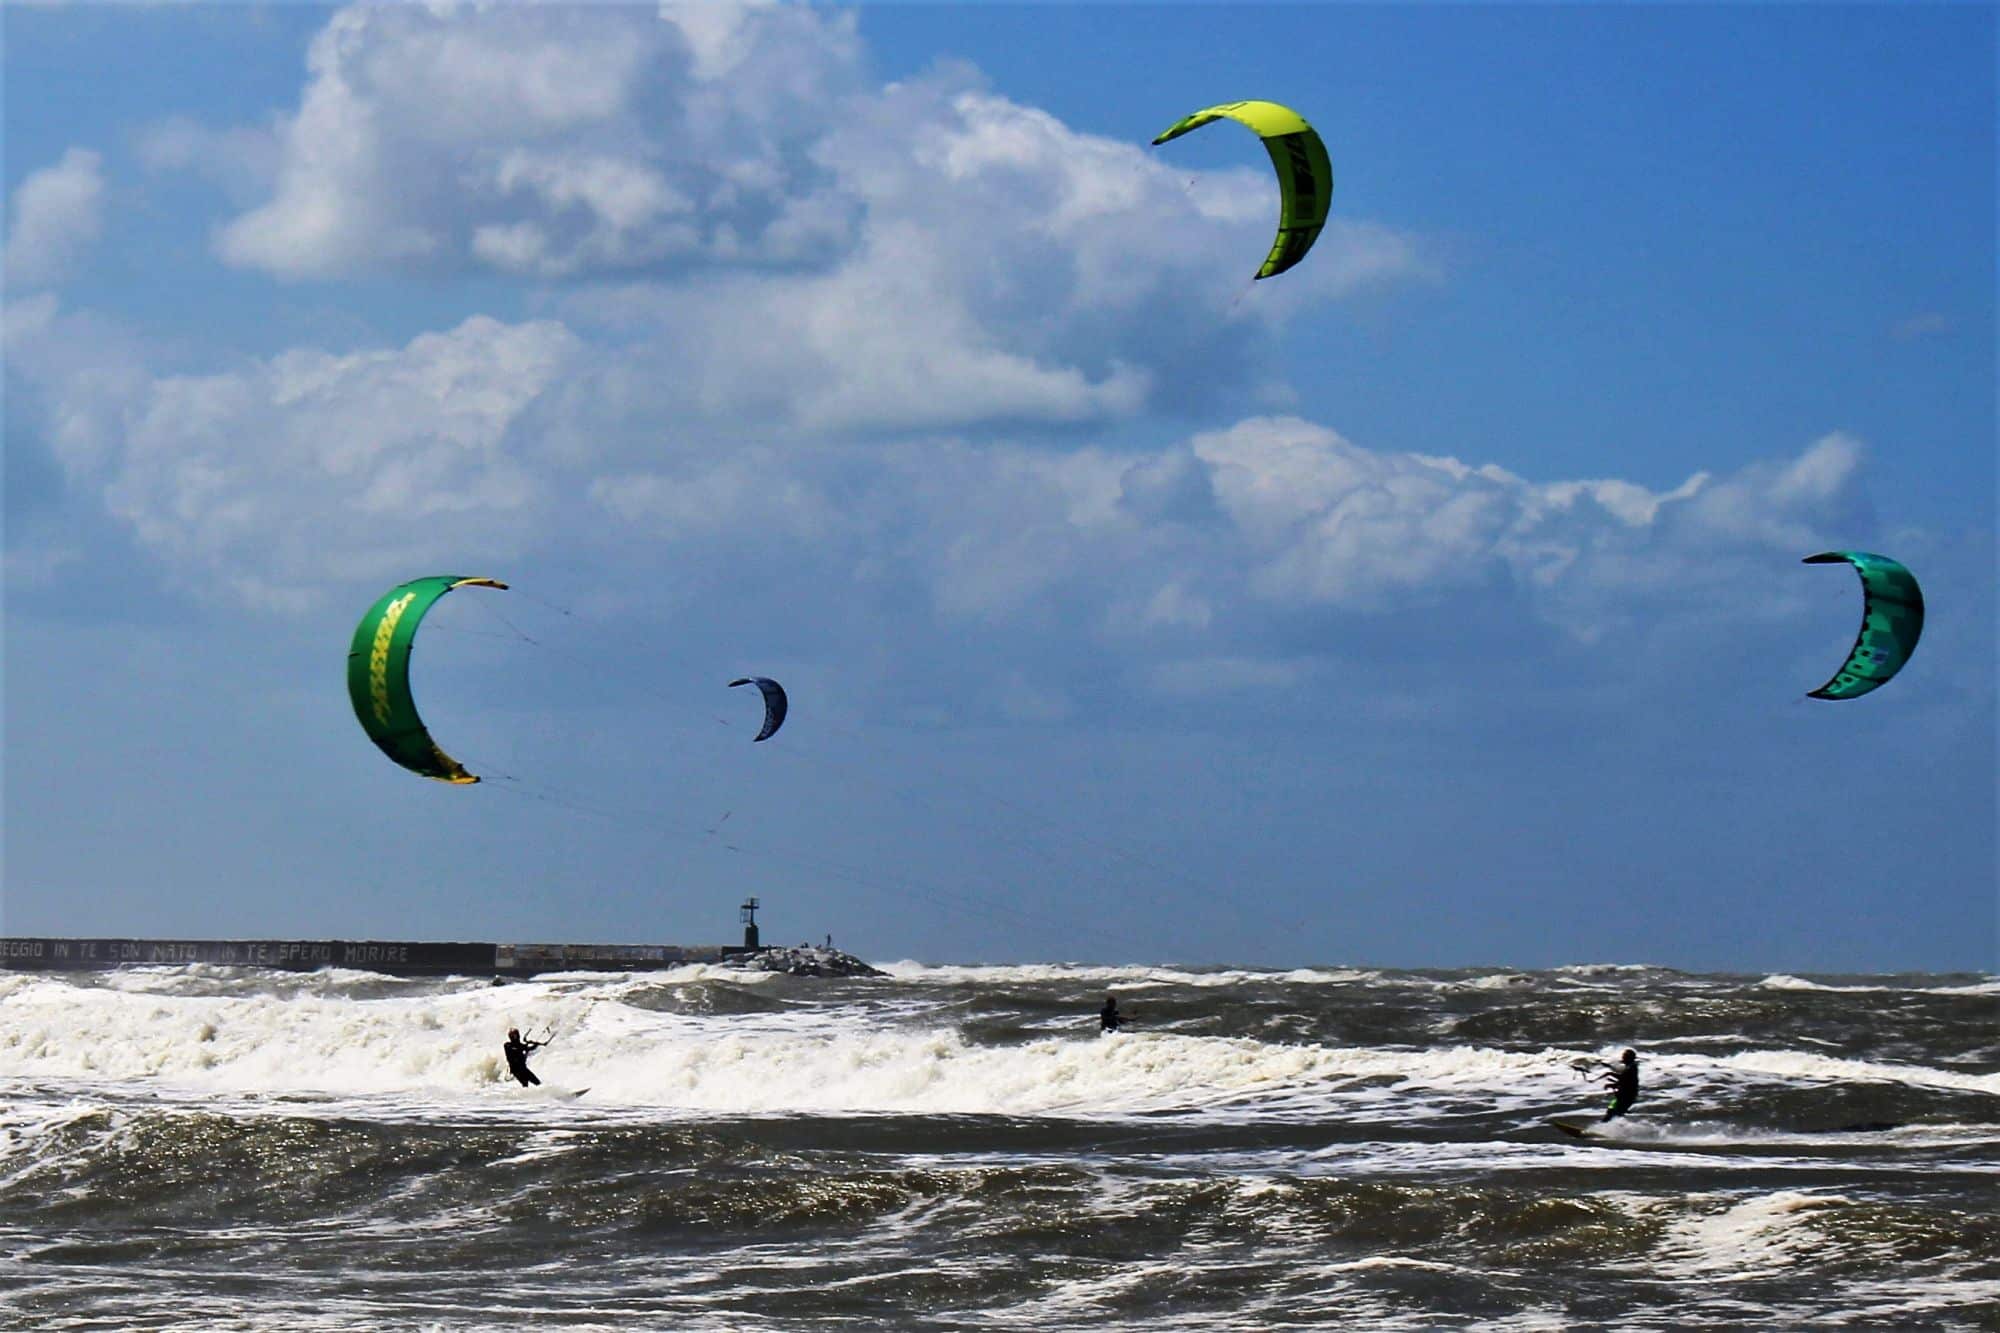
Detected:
left=1, top=961, right=1995, bottom=1331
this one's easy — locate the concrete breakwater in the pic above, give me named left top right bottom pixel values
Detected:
left=0, top=937, right=881, bottom=979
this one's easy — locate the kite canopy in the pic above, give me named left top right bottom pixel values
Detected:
left=729, top=676, right=788, bottom=742
left=1151, top=100, right=1333, bottom=280
left=347, top=576, right=509, bottom=782
left=1802, top=552, right=1923, bottom=700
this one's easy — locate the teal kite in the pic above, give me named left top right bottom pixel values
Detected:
left=1152, top=100, right=1333, bottom=280
left=1803, top=552, right=1923, bottom=700
left=346, top=576, right=508, bottom=782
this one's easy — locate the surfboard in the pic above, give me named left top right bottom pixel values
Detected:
left=1548, top=1119, right=1596, bottom=1139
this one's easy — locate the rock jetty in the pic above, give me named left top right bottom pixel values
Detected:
left=722, top=945, right=884, bottom=978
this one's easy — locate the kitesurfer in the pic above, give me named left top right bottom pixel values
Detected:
left=503, top=1028, right=544, bottom=1087
left=1598, top=1049, right=1639, bottom=1120
left=1099, top=996, right=1123, bottom=1033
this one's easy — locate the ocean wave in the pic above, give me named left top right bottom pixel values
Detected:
left=1760, top=973, right=2000, bottom=996
left=1758, top=974, right=1877, bottom=992
left=1553, top=962, right=1671, bottom=976
left=3, top=970, right=1993, bottom=1135
left=875, top=962, right=1386, bottom=988
left=0, top=973, right=1613, bottom=1119
left=1648, top=1189, right=1863, bottom=1279
left=3, top=965, right=1995, bottom=1333
left=1706, top=1048, right=2000, bottom=1095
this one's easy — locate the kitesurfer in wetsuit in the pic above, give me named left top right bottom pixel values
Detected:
left=504, top=1028, right=544, bottom=1087
left=1099, top=996, right=1122, bottom=1033
left=1599, top=1049, right=1639, bottom=1120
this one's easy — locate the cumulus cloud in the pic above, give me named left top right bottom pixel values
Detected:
left=201, top=4, right=864, bottom=280
left=4, top=148, right=107, bottom=289
left=10, top=267, right=1872, bottom=641
left=136, top=116, right=281, bottom=207
left=8, top=3, right=1878, bottom=701
left=11, top=306, right=580, bottom=608
left=537, top=66, right=1429, bottom=437
left=8, top=292, right=1882, bottom=738
left=1671, top=432, right=1864, bottom=552
left=168, top=3, right=1428, bottom=436
left=1174, top=416, right=1867, bottom=638
left=573, top=408, right=1869, bottom=660
left=588, top=448, right=836, bottom=544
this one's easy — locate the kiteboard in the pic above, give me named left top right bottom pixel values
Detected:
left=1548, top=1119, right=1597, bottom=1140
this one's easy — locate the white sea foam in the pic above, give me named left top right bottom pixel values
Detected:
left=1756, top=974, right=1913, bottom=994
left=1585, top=1118, right=1997, bottom=1157
left=1759, top=974, right=1852, bottom=991
left=1461, top=973, right=1540, bottom=990
left=1, top=957, right=1992, bottom=1333
left=1761, top=973, right=2000, bottom=996
left=1816, top=1274, right=2000, bottom=1325
left=876, top=961, right=1384, bottom=988
left=0, top=972, right=1990, bottom=1144
left=1553, top=963, right=1663, bottom=976
left=0, top=973, right=1614, bottom=1120
left=0, top=1097, right=128, bottom=1189
left=1649, top=1190, right=1862, bottom=1280
left=1705, top=1048, right=2000, bottom=1095
left=1322, top=1255, right=1466, bottom=1274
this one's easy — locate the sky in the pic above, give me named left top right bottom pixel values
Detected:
left=3, top=2, right=1994, bottom=973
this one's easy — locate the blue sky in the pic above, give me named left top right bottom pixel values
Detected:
left=4, top=3, right=1993, bottom=972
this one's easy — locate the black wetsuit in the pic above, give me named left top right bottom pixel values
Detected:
left=1099, top=1000, right=1122, bottom=1033
left=1603, top=1061, right=1638, bottom=1120
left=504, top=1037, right=543, bottom=1087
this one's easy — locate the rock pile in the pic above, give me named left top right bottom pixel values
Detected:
left=722, top=945, right=884, bottom=978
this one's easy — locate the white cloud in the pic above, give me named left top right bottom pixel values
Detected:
left=22, top=300, right=1868, bottom=632
left=1179, top=416, right=1865, bottom=628
left=9, top=4, right=1873, bottom=681
left=2, top=292, right=158, bottom=477
left=13, top=308, right=580, bottom=608
left=1674, top=432, right=1863, bottom=552
left=568, top=409, right=1866, bottom=660
left=473, top=150, right=698, bottom=275
left=203, top=3, right=865, bottom=281
left=4, top=148, right=107, bottom=289
left=136, top=117, right=279, bottom=206
left=10, top=72, right=1870, bottom=650
left=542, top=66, right=1431, bottom=436
left=174, top=4, right=1430, bottom=435
left=588, top=452, right=835, bottom=543
left=1140, top=582, right=1214, bottom=631
left=1190, top=416, right=1535, bottom=608
left=9, top=292, right=1878, bottom=681
left=640, top=255, right=1156, bottom=436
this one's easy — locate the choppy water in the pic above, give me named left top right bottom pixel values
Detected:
left=1, top=962, right=1995, bottom=1330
